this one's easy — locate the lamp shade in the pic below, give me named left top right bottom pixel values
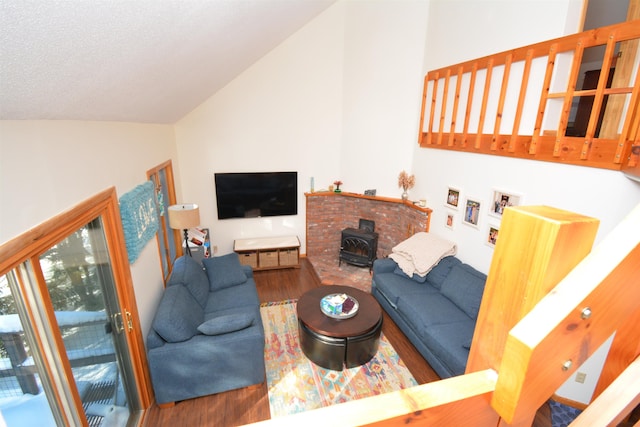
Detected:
left=168, top=204, right=200, bottom=230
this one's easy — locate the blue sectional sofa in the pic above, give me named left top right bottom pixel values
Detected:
left=146, top=254, right=265, bottom=405
left=371, top=256, right=487, bottom=378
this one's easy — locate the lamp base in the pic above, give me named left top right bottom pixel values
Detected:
left=183, top=229, right=192, bottom=257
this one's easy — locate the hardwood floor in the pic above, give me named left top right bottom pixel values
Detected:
left=143, top=258, right=552, bottom=427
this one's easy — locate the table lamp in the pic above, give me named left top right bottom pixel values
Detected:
left=168, top=203, right=200, bottom=256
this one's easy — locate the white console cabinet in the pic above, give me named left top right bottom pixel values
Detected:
left=234, top=235, right=300, bottom=271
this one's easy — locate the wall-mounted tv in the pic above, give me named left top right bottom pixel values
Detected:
left=214, top=172, right=298, bottom=219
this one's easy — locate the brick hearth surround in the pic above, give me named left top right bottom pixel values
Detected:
left=305, top=192, right=432, bottom=260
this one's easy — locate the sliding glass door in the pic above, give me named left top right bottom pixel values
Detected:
left=0, top=188, right=150, bottom=426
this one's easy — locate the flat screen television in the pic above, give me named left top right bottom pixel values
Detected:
left=214, top=172, right=298, bottom=219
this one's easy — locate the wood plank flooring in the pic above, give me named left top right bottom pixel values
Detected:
left=143, top=258, right=552, bottom=427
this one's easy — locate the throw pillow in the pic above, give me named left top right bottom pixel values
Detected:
left=440, top=264, right=487, bottom=319
left=167, top=256, right=209, bottom=307
left=198, top=313, right=254, bottom=335
left=152, top=285, right=203, bottom=343
left=425, top=256, right=462, bottom=290
left=202, top=253, right=248, bottom=290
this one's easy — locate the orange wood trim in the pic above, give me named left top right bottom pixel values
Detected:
left=418, top=20, right=640, bottom=171
left=492, top=53, right=513, bottom=151
left=147, top=160, right=179, bottom=282
left=449, top=66, right=464, bottom=146
left=462, top=62, right=478, bottom=148
left=616, top=64, right=640, bottom=165
left=427, top=73, right=439, bottom=145
left=491, top=205, right=639, bottom=424
left=437, top=69, right=452, bottom=145
left=467, top=206, right=599, bottom=375
left=475, top=58, right=494, bottom=149
left=304, top=191, right=433, bottom=215
left=555, top=40, right=584, bottom=158
left=510, top=49, right=534, bottom=152
left=582, top=35, right=618, bottom=159
left=418, top=74, right=429, bottom=144
left=572, top=356, right=640, bottom=426
left=531, top=44, right=557, bottom=155
left=249, top=370, right=499, bottom=427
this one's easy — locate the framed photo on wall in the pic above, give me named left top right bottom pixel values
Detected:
left=489, top=188, right=523, bottom=218
left=486, top=224, right=499, bottom=248
left=445, top=212, right=455, bottom=230
left=463, top=197, right=482, bottom=228
left=445, top=186, right=461, bottom=210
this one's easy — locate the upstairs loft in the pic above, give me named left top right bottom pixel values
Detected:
left=418, top=19, right=640, bottom=181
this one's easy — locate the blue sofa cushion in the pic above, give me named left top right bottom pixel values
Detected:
left=393, top=266, right=428, bottom=283
left=167, top=256, right=209, bottom=308
left=440, top=264, right=486, bottom=319
left=202, top=253, right=248, bottom=290
left=204, top=281, right=260, bottom=314
left=425, top=256, right=462, bottom=290
left=152, top=285, right=203, bottom=343
left=423, top=320, right=475, bottom=376
left=197, top=312, right=255, bottom=336
left=374, top=273, right=439, bottom=308
left=397, top=292, right=472, bottom=332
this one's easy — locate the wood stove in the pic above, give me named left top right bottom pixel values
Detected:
left=339, top=219, right=378, bottom=271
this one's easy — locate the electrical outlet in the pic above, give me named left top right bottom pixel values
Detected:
left=575, top=372, right=587, bottom=384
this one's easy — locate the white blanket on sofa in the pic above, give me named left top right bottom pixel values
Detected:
left=389, top=232, right=457, bottom=277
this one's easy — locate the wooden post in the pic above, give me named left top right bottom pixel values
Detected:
left=466, top=206, right=599, bottom=374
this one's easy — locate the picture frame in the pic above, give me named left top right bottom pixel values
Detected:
left=485, top=224, right=499, bottom=248
left=489, top=188, right=523, bottom=218
left=445, top=186, right=461, bottom=210
left=462, top=197, right=482, bottom=228
left=445, top=212, right=455, bottom=230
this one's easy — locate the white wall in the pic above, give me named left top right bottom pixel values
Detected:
left=339, top=0, right=430, bottom=195
left=174, top=0, right=432, bottom=254
left=174, top=3, right=345, bottom=255
left=415, top=0, right=640, bottom=404
left=0, top=120, right=177, bottom=337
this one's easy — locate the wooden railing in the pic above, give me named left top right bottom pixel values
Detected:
left=418, top=19, right=640, bottom=172
left=248, top=203, right=640, bottom=426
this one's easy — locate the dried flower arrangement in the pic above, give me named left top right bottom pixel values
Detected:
left=397, top=171, right=415, bottom=191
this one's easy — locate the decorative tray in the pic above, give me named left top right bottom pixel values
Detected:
left=320, top=293, right=359, bottom=319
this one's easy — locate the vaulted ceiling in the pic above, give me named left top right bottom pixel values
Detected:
left=0, top=0, right=335, bottom=124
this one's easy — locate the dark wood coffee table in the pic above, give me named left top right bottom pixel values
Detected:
left=297, top=285, right=382, bottom=370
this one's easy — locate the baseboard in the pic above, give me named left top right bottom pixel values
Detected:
left=552, top=394, right=589, bottom=411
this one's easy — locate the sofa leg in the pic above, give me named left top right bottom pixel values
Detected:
left=157, top=402, right=175, bottom=409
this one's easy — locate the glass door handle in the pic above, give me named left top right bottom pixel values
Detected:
left=125, top=310, right=134, bottom=332
left=113, top=310, right=134, bottom=333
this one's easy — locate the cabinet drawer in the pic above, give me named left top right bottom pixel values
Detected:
left=279, top=249, right=298, bottom=266
left=238, top=252, right=257, bottom=268
left=259, top=251, right=278, bottom=267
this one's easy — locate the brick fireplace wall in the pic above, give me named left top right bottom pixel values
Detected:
left=305, top=192, right=432, bottom=260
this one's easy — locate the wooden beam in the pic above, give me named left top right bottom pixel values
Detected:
left=466, top=206, right=599, bottom=374
left=492, top=204, right=640, bottom=424
left=248, top=370, right=499, bottom=427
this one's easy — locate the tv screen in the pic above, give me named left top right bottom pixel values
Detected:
left=214, top=172, right=298, bottom=219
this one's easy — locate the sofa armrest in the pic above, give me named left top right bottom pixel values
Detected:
left=373, top=258, right=397, bottom=275
left=242, top=265, right=254, bottom=279
left=147, top=324, right=265, bottom=404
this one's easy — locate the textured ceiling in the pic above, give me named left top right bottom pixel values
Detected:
left=0, top=0, right=335, bottom=124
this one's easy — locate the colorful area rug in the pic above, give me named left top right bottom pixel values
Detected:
left=260, top=299, right=417, bottom=418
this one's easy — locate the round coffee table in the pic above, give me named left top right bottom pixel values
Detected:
left=297, top=285, right=382, bottom=370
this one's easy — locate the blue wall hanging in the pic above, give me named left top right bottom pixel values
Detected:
left=119, top=180, right=159, bottom=264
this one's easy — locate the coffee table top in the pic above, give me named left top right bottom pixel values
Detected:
left=297, top=285, right=382, bottom=338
